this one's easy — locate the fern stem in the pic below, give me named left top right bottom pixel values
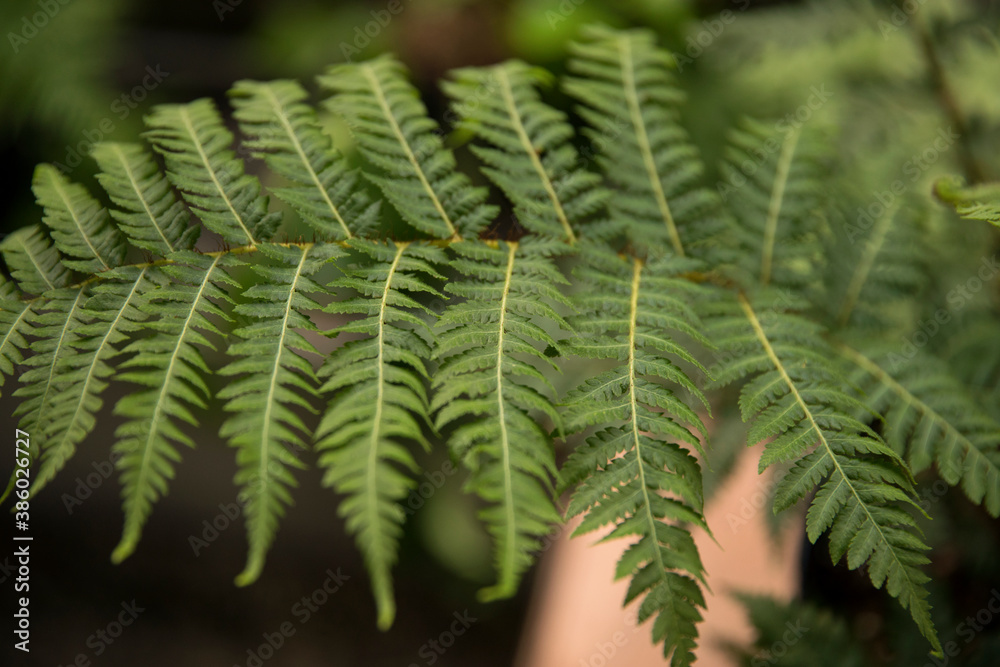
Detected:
left=361, top=65, right=459, bottom=241
left=178, top=106, right=258, bottom=247
left=492, top=241, right=518, bottom=597
left=367, top=241, right=407, bottom=629
left=259, top=86, right=353, bottom=240
left=619, top=35, right=684, bottom=257
left=495, top=67, right=577, bottom=245
left=837, top=200, right=899, bottom=327
left=108, top=144, right=178, bottom=253
left=760, top=127, right=800, bottom=286
left=627, top=257, right=669, bottom=579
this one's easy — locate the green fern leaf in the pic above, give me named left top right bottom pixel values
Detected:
left=719, top=120, right=826, bottom=288
left=564, top=25, right=723, bottom=255
left=13, top=286, right=89, bottom=442
left=0, top=277, right=33, bottom=396
left=315, top=238, right=445, bottom=629
left=92, top=142, right=200, bottom=256
left=32, top=164, right=127, bottom=274
left=824, top=195, right=928, bottom=329
left=230, top=79, right=381, bottom=240
left=706, top=289, right=942, bottom=655
left=840, top=343, right=1000, bottom=517
left=319, top=55, right=496, bottom=240
left=432, top=238, right=568, bottom=600
left=559, top=245, right=712, bottom=667
left=219, top=242, right=341, bottom=585
left=111, top=251, right=237, bottom=563
left=0, top=225, right=71, bottom=295
left=444, top=60, right=609, bottom=243
left=32, top=266, right=160, bottom=495
left=144, top=99, right=281, bottom=246
left=934, top=176, right=1000, bottom=229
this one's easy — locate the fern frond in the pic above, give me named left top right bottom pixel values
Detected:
left=319, top=55, right=496, bottom=240
left=13, top=286, right=89, bottom=441
left=315, top=238, right=445, bottom=629
left=719, top=120, right=826, bottom=288
left=0, top=277, right=33, bottom=396
left=444, top=61, right=609, bottom=243
left=706, top=290, right=942, bottom=654
left=144, top=99, right=282, bottom=246
left=92, top=142, right=200, bottom=256
left=559, top=245, right=711, bottom=667
left=828, top=198, right=927, bottom=329
left=564, top=25, right=723, bottom=255
left=230, top=79, right=382, bottom=240
left=432, top=238, right=568, bottom=601
left=32, top=164, right=127, bottom=274
left=219, top=242, right=341, bottom=586
left=934, top=176, right=1000, bottom=229
left=0, top=224, right=70, bottom=296
left=31, top=266, right=160, bottom=494
left=840, top=342, right=1000, bottom=517
left=111, top=252, right=237, bottom=563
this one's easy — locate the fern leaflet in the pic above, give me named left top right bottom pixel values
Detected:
left=320, top=56, right=495, bottom=240
left=315, top=239, right=445, bottom=629
left=840, top=342, right=1000, bottom=517
left=111, top=252, right=236, bottom=563
left=706, top=290, right=942, bottom=655
left=564, top=25, right=722, bottom=255
left=444, top=60, right=612, bottom=243
left=144, top=99, right=281, bottom=246
left=92, top=142, right=200, bottom=256
left=559, top=245, right=711, bottom=667
left=230, top=79, right=381, bottom=240
left=0, top=225, right=71, bottom=295
left=219, top=242, right=341, bottom=585
left=432, top=238, right=568, bottom=600
left=32, top=164, right=128, bottom=274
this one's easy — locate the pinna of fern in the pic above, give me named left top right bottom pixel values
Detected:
left=432, top=237, right=570, bottom=602
left=558, top=243, right=714, bottom=667
left=563, top=24, right=727, bottom=257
